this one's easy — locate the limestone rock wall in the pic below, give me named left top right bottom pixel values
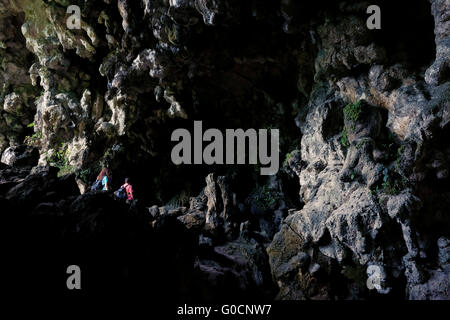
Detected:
left=0, top=0, right=449, bottom=299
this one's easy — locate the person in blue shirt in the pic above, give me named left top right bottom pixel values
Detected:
left=96, top=167, right=110, bottom=191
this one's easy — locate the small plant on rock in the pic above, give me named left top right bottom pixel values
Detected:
left=374, top=165, right=407, bottom=196
left=284, top=152, right=293, bottom=167
left=340, top=100, right=363, bottom=148
left=343, top=100, right=363, bottom=129
left=47, top=142, right=74, bottom=177
left=340, top=126, right=350, bottom=147
left=24, top=130, right=42, bottom=146
left=251, top=184, right=282, bottom=211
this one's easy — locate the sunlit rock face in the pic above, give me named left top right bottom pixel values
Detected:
left=0, top=0, right=449, bottom=300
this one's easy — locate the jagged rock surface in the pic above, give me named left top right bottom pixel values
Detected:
left=0, top=0, right=449, bottom=300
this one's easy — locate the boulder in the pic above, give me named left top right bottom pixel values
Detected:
left=1, top=145, right=39, bottom=167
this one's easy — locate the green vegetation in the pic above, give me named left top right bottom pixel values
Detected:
left=372, top=165, right=408, bottom=196
left=34, top=94, right=42, bottom=106
left=343, top=100, right=363, bottom=124
left=76, top=162, right=102, bottom=184
left=381, top=167, right=407, bottom=195
left=340, top=126, right=350, bottom=147
left=46, top=142, right=74, bottom=177
left=370, top=132, right=408, bottom=196
left=283, top=150, right=300, bottom=169
left=378, top=132, right=404, bottom=163
left=355, top=139, right=369, bottom=149
left=76, top=168, right=92, bottom=184
left=24, top=130, right=42, bottom=145
left=251, top=184, right=282, bottom=211
left=340, top=100, right=363, bottom=148
left=57, top=163, right=76, bottom=177
left=381, top=179, right=403, bottom=195
left=395, top=145, right=405, bottom=169
left=284, top=152, right=293, bottom=167
left=27, top=122, right=35, bottom=128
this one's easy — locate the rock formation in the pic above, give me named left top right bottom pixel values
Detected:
left=1, top=0, right=449, bottom=300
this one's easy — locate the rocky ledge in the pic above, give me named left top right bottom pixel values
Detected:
left=1, top=0, right=449, bottom=300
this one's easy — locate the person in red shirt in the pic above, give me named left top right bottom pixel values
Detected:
left=121, top=177, right=134, bottom=201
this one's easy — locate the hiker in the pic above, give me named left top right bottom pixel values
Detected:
left=115, top=177, right=134, bottom=201
left=91, top=167, right=110, bottom=191
left=122, top=177, right=134, bottom=201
